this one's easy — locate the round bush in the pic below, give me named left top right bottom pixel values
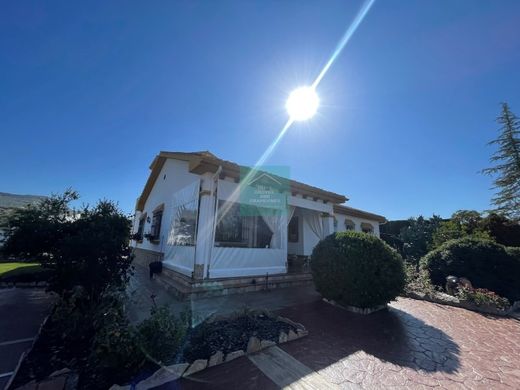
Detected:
left=311, top=231, right=406, bottom=308
left=420, top=237, right=520, bottom=302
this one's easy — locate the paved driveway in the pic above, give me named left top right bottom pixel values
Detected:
left=163, top=297, right=520, bottom=389
left=0, top=288, right=55, bottom=389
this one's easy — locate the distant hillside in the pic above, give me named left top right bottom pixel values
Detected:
left=0, top=192, right=47, bottom=210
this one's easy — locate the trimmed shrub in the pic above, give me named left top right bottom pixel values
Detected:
left=311, top=231, right=406, bottom=308
left=136, top=306, right=189, bottom=365
left=420, top=237, right=520, bottom=302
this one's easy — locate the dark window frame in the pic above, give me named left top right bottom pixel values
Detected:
left=150, top=205, right=164, bottom=242
left=361, top=223, right=374, bottom=234
left=136, top=213, right=146, bottom=242
left=288, top=216, right=299, bottom=243
left=345, top=219, right=355, bottom=231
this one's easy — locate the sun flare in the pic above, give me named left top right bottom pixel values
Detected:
left=286, top=86, right=319, bottom=121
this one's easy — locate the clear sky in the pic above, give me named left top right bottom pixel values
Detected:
left=1, top=1, right=519, bottom=220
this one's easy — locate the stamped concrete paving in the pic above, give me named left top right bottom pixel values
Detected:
left=278, top=298, right=520, bottom=389
left=159, top=297, right=520, bottom=389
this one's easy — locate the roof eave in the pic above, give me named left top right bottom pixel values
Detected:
left=333, top=204, right=387, bottom=223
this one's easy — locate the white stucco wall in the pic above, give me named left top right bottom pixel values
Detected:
left=334, top=212, right=381, bottom=237
left=132, top=159, right=200, bottom=253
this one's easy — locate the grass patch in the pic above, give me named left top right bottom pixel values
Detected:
left=0, top=262, right=40, bottom=276
left=0, top=262, right=51, bottom=283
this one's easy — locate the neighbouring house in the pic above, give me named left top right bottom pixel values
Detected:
left=131, top=151, right=386, bottom=297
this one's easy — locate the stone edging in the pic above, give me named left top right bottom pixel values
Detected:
left=402, top=291, right=519, bottom=317
left=322, top=298, right=387, bottom=315
left=109, top=316, right=308, bottom=390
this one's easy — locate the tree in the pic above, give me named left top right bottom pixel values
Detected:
left=398, top=215, right=442, bottom=267
left=431, top=210, right=491, bottom=249
left=50, top=200, right=133, bottom=298
left=2, top=190, right=132, bottom=300
left=480, top=212, right=520, bottom=247
left=482, top=103, right=520, bottom=221
left=2, top=189, right=79, bottom=261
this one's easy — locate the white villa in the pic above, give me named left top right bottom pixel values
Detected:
left=131, top=151, right=386, bottom=297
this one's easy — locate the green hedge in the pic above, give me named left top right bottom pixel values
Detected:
left=311, top=231, right=405, bottom=308
left=420, top=237, right=520, bottom=302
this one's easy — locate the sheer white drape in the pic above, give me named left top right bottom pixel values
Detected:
left=259, top=205, right=295, bottom=249
left=260, top=212, right=283, bottom=249
left=305, top=209, right=325, bottom=240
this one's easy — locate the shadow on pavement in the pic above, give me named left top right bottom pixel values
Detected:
left=277, top=299, right=460, bottom=374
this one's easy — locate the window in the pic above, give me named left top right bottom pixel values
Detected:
left=345, top=219, right=355, bottom=231
left=333, top=217, right=338, bottom=232
left=361, top=222, right=374, bottom=234
left=214, top=201, right=280, bottom=248
left=136, top=214, right=146, bottom=241
left=288, top=216, right=299, bottom=242
left=150, top=207, right=163, bottom=241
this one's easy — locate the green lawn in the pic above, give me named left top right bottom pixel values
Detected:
left=0, top=262, right=50, bottom=283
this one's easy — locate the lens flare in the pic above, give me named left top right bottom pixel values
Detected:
left=216, top=0, right=376, bottom=225
left=286, top=86, right=320, bottom=121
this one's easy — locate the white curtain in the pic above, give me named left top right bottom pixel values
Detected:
left=259, top=205, right=295, bottom=249
left=260, top=212, right=283, bottom=249
left=305, top=209, right=325, bottom=240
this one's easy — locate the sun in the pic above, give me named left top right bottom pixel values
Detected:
left=286, top=86, right=319, bottom=121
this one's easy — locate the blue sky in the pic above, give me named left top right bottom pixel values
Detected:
left=1, top=1, right=519, bottom=220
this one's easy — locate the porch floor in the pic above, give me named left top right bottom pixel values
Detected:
left=126, top=263, right=320, bottom=324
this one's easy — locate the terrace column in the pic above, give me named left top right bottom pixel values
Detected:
left=194, top=173, right=216, bottom=279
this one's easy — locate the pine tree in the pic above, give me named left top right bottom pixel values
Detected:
left=482, top=103, right=520, bottom=221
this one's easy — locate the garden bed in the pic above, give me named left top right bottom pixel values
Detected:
left=184, top=310, right=303, bottom=361
left=9, top=306, right=307, bottom=390
left=402, top=290, right=518, bottom=317
left=111, top=310, right=308, bottom=389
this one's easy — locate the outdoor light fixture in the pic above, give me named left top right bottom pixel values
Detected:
left=286, top=86, right=319, bottom=121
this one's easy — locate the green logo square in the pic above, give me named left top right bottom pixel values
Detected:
left=239, top=166, right=290, bottom=216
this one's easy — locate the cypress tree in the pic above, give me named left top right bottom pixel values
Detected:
left=482, top=103, right=520, bottom=221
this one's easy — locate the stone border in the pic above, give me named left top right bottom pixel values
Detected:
left=403, top=291, right=519, bottom=317
left=322, top=298, right=387, bottom=315
left=109, top=315, right=308, bottom=390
